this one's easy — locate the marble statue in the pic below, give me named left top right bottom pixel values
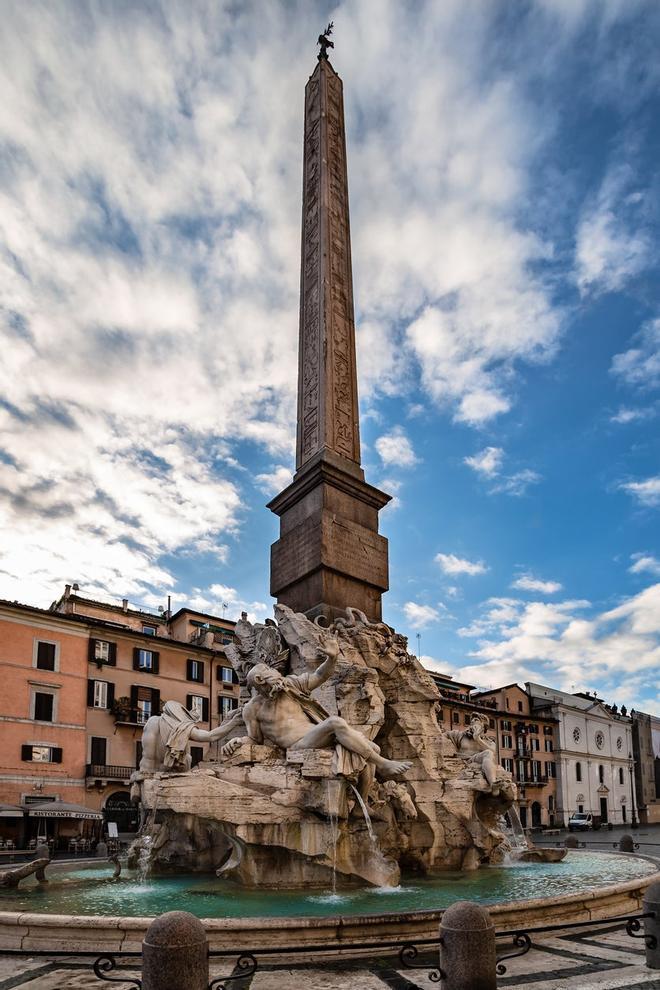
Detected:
left=222, top=632, right=411, bottom=801
left=138, top=700, right=241, bottom=772
left=129, top=605, right=521, bottom=887
left=444, top=711, right=501, bottom=795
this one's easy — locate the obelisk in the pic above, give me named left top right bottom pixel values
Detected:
left=268, top=29, right=391, bottom=623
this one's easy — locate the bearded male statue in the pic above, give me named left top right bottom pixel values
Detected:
left=222, top=634, right=411, bottom=801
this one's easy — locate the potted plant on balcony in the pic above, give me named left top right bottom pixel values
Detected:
left=111, top=696, right=131, bottom=723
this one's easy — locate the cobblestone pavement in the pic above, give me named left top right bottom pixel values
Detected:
left=2, top=923, right=660, bottom=990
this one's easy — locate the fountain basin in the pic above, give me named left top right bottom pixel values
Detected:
left=0, top=851, right=657, bottom=952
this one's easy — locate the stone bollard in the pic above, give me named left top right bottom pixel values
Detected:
left=142, top=911, right=208, bottom=990
left=96, top=840, right=108, bottom=858
left=643, top=880, right=660, bottom=970
left=564, top=835, right=579, bottom=848
left=440, top=901, right=497, bottom=990
left=619, top=834, right=635, bottom=853
left=35, top=843, right=50, bottom=860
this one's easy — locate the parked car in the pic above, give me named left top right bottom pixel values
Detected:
left=568, top=812, right=593, bottom=831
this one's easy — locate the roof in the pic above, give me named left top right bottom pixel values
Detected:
left=0, top=598, right=227, bottom=656
left=473, top=682, right=526, bottom=696
left=169, top=606, right=236, bottom=627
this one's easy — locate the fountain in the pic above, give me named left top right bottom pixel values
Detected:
left=1, top=33, right=658, bottom=954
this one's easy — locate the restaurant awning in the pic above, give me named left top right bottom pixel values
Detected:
left=0, top=803, right=24, bottom=818
left=25, top=801, right=103, bottom=820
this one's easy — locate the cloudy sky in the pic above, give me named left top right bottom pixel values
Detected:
left=1, top=1, right=658, bottom=714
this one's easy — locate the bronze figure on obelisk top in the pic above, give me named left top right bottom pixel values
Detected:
left=268, top=33, right=391, bottom=624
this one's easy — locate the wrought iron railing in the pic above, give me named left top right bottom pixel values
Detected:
left=86, top=763, right=135, bottom=779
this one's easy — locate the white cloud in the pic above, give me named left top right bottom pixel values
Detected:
left=254, top=465, right=293, bottom=495
left=620, top=476, right=660, bottom=507
left=464, top=446, right=503, bottom=477
left=512, top=574, right=563, bottom=594
left=403, top=601, right=443, bottom=628
left=610, top=406, right=654, bottom=424
left=490, top=468, right=541, bottom=497
left=629, top=553, right=660, bottom=577
left=435, top=552, right=487, bottom=576
left=453, top=586, right=660, bottom=703
left=374, top=426, right=419, bottom=468
left=611, top=318, right=660, bottom=390
left=575, top=164, right=651, bottom=295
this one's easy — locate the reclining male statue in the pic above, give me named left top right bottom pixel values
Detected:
left=221, top=634, right=411, bottom=801
left=445, top=711, right=506, bottom=796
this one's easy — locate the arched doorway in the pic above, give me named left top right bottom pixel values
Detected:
left=531, top=801, right=542, bottom=828
left=104, top=791, right=139, bottom=834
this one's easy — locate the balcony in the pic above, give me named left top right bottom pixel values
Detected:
left=112, top=707, right=150, bottom=726
left=518, top=776, right=548, bottom=786
left=86, top=764, right=135, bottom=781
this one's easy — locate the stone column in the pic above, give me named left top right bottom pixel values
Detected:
left=439, top=901, right=497, bottom=990
left=643, top=880, right=660, bottom=970
left=142, top=911, right=208, bottom=990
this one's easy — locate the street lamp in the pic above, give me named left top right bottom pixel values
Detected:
left=628, top=753, right=639, bottom=829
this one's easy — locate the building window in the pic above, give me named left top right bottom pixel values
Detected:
left=142, top=625, right=156, bottom=636
left=501, top=720, right=512, bottom=731
left=33, top=692, right=54, bottom=722
left=186, top=695, right=209, bottom=722
left=21, top=744, right=62, bottom=763
left=532, top=760, right=541, bottom=779
left=187, top=659, right=205, bottom=683
left=35, top=641, right=57, bottom=671
left=190, top=746, right=204, bottom=768
left=544, top=739, right=553, bottom=752
left=489, top=718, right=495, bottom=729
left=463, top=713, right=470, bottom=725
left=528, top=724, right=539, bottom=734
left=137, top=699, right=152, bottom=724
left=543, top=725, right=553, bottom=735
left=218, top=696, right=238, bottom=718
left=452, top=712, right=460, bottom=724
left=87, top=679, right=114, bottom=709
left=501, top=734, right=513, bottom=749
left=578, top=804, right=584, bottom=813
left=546, top=762, right=557, bottom=778
left=89, top=639, right=117, bottom=666
left=94, top=681, right=108, bottom=708
left=90, top=737, right=107, bottom=765
left=505, top=699, right=510, bottom=710
left=133, top=648, right=159, bottom=674
left=220, top=666, right=235, bottom=684
left=436, top=708, right=444, bottom=722
left=548, top=795, right=554, bottom=811
left=532, top=738, right=540, bottom=751
left=576, top=762, right=582, bottom=782
left=599, top=764, right=604, bottom=783
left=517, top=701, right=523, bottom=712
left=619, top=767, right=624, bottom=785
left=502, top=758, right=513, bottom=773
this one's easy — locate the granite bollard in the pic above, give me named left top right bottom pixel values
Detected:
left=643, top=880, right=660, bottom=970
left=619, top=834, right=635, bottom=853
left=564, top=835, right=579, bottom=848
left=142, top=911, right=208, bottom=990
left=439, top=900, right=497, bottom=990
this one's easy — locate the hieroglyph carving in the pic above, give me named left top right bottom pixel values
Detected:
left=297, top=60, right=360, bottom=469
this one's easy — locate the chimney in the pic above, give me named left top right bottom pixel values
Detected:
left=64, top=584, right=71, bottom=599
left=122, top=599, right=129, bottom=612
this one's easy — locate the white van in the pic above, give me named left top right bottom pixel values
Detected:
left=568, top=812, right=593, bottom=831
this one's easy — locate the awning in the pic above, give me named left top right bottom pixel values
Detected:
left=25, top=801, right=103, bottom=821
left=0, top=804, right=24, bottom=818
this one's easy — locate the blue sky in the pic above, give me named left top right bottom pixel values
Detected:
left=0, top=1, right=658, bottom=714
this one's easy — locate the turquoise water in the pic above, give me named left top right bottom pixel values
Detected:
left=0, top=852, right=655, bottom=919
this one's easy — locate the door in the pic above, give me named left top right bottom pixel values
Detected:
left=531, top=802, right=542, bottom=827
left=600, top=796, right=608, bottom=823
left=90, top=737, right=107, bottom=766
left=519, top=806, right=528, bottom=828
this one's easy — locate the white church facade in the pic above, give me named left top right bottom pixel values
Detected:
left=526, top=682, right=635, bottom=827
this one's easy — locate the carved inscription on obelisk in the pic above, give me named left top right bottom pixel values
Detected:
left=297, top=58, right=360, bottom=471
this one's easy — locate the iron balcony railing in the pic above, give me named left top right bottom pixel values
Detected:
left=86, top=764, right=135, bottom=780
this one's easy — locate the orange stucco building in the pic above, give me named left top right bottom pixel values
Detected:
left=0, top=588, right=240, bottom=844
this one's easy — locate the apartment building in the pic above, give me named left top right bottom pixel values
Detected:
left=0, top=587, right=240, bottom=841
left=631, top=709, right=660, bottom=825
left=429, top=671, right=500, bottom=743
left=527, top=682, right=634, bottom=827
